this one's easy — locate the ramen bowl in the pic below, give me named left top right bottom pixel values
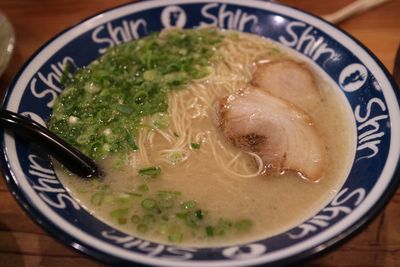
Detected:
left=1, top=1, right=400, bottom=266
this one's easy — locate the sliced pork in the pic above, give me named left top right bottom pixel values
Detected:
left=214, top=89, right=325, bottom=182
left=251, top=60, right=321, bottom=110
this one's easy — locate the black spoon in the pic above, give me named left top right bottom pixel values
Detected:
left=0, top=109, right=101, bottom=178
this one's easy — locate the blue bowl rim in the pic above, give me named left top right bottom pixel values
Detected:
left=1, top=0, right=400, bottom=266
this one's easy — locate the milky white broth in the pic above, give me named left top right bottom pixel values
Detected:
left=57, top=30, right=355, bottom=247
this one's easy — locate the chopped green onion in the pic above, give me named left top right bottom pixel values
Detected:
left=214, top=218, right=234, bottom=236
left=166, top=72, right=190, bottom=86
left=190, top=143, right=201, bottom=150
left=131, top=215, right=141, bottom=224
left=126, top=192, right=142, bottom=197
left=168, top=232, right=183, bottom=242
left=116, top=104, right=133, bottom=114
left=115, top=193, right=132, bottom=205
left=157, top=190, right=181, bottom=199
left=158, top=198, right=174, bottom=209
left=98, top=184, right=112, bottom=194
left=143, top=69, right=161, bottom=82
left=77, top=188, right=88, bottom=194
left=138, top=183, right=149, bottom=192
left=141, top=198, right=157, bottom=210
left=90, top=192, right=104, bottom=206
left=138, top=166, right=161, bottom=177
left=234, top=219, right=253, bottom=231
left=218, top=218, right=233, bottom=228
left=175, top=213, right=187, bottom=219
left=152, top=112, right=170, bottom=128
left=162, top=150, right=188, bottom=165
left=50, top=29, right=223, bottom=159
left=60, top=61, right=72, bottom=84
left=76, top=134, right=90, bottom=145
left=206, top=226, right=214, bottom=237
left=184, top=215, right=198, bottom=228
left=195, top=209, right=205, bottom=220
left=84, top=82, right=101, bottom=94
left=103, top=195, right=114, bottom=204
left=118, top=217, right=128, bottom=225
left=161, top=214, right=169, bottom=221
left=110, top=208, right=130, bottom=218
left=158, top=222, right=169, bottom=235
left=181, top=200, right=197, bottom=210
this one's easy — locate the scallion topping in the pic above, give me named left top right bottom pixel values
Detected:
left=141, top=198, right=157, bottom=210
left=110, top=208, right=130, bottom=218
left=50, top=28, right=223, bottom=159
left=138, top=166, right=161, bottom=177
left=161, top=150, right=188, bottom=165
left=152, top=112, right=170, bottom=128
left=90, top=192, right=104, bottom=206
left=234, top=219, right=253, bottom=231
left=181, top=200, right=197, bottom=210
left=101, top=181, right=253, bottom=243
left=115, top=193, right=132, bottom=205
left=126, top=192, right=142, bottom=197
left=158, top=198, right=174, bottom=209
left=131, top=215, right=141, bottom=224
left=190, top=143, right=201, bottom=150
left=206, top=226, right=214, bottom=237
left=118, top=217, right=128, bottom=225
left=138, top=183, right=149, bottom=192
left=168, top=232, right=183, bottom=242
left=157, top=190, right=181, bottom=199
left=195, top=209, right=205, bottom=220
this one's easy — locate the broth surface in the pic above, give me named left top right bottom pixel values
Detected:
left=57, top=30, right=355, bottom=246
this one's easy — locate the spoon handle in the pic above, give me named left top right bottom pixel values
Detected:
left=0, top=110, right=100, bottom=178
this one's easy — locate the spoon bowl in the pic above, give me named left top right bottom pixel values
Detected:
left=0, top=109, right=100, bottom=178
